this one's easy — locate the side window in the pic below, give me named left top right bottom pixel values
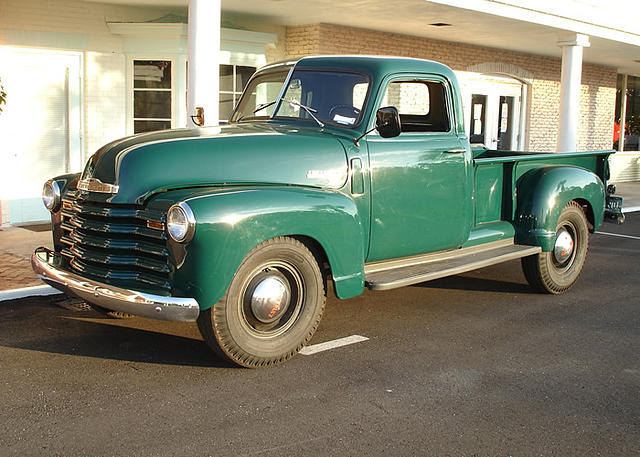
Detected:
left=382, top=80, right=450, bottom=133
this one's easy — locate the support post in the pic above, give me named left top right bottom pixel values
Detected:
left=556, top=34, right=590, bottom=152
left=187, top=0, right=220, bottom=127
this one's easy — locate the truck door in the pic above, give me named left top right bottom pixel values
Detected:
left=365, top=77, right=472, bottom=262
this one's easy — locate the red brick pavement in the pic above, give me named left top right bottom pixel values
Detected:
left=0, top=251, right=40, bottom=290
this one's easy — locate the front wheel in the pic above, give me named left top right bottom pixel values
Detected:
left=197, top=237, right=326, bottom=368
left=521, top=201, right=589, bottom=294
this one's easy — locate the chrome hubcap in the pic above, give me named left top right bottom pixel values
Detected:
left=250, top=276, right=291, bottom=324
left=553, top=228, right=575, bottom=266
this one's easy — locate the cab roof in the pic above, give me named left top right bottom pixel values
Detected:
left=260, top=55, right=457, bottom=82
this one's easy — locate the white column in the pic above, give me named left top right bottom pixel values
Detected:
left=187, top=0, right=220, bottom=127
left=556, top=33, right=590, bottom=152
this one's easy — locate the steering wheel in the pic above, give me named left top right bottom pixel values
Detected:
left=328, top=105, right=361, bottom=123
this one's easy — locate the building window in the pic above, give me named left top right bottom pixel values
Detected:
left=219, top=64, right=256, bottom=122
left=615, top=74, right=640, bottom=151
left=133, top=60, right=172, bottom=133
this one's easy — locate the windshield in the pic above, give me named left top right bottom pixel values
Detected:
left=231, top=68, right=370, bottom=128
left=231, top=68, right=290, bottom=122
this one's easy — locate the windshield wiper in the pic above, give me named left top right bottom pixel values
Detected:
left=281, top=98, right=324, bottom=128
left=252, top=100, right=277, bottom=114
left=234, top=100, right=277, bottom=122
left=237, top=98, right=324, bottom=128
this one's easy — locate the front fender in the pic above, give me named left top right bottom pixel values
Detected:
left=173, top=187, right=365, bottom=309
left=514, top=166, right=605, bottom=251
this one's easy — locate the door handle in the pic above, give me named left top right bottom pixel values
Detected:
left=350, top=158, right=364, bottom=195
left=445, top=148, right=466, bottom=154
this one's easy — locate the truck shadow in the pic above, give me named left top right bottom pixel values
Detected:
left=0, top=297, right=234, bottom=368
left=413, top=274, right=535, bottom=294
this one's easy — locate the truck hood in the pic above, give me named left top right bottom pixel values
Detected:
left=81, top=123, right=349, bottom=204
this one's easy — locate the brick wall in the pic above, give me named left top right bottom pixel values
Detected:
left=578, top=65, right=617, bottom=151
left=285, top=25, right=322, bottom=58
left=286, top=23, right=617, bottom=152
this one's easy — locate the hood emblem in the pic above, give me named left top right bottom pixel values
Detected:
left=77, top=178, right=119, bottom=194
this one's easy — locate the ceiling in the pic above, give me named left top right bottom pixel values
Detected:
left=86, top=0, right=640, bottom=74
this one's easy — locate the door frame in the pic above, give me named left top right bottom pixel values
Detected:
left=457, top=72, right=528, bottom=151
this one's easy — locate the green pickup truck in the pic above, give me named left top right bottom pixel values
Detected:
left=33, top=56, right=624, bottom=367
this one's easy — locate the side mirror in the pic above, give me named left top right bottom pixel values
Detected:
left=376, top=106, right=401, bottom=138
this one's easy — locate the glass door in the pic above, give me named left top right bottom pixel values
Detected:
left=497, top=95, right=515, bottom=150
left=469, top=94, right=487, bottom=144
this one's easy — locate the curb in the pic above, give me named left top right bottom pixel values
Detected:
left=0, top=285, right=61, bottom=302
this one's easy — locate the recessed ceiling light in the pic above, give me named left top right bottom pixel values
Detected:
left=430, top=23, right=452, bottom=27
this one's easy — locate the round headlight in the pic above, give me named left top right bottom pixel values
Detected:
left=42, top=179, right=61, bottom=212
left=167, top=202, right=196, bottom=243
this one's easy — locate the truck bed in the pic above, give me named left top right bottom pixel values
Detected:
left=470, top=148, right=612, bottom=230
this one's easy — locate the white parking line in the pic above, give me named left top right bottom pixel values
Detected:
left=596, top=231, right=640, bottom=241
left=300, top=334, right=369, bottom=355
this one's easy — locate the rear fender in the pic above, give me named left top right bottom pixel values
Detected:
left=514, top=166, right=605, bottom=251
left=174, top=187, right=365, bottom=309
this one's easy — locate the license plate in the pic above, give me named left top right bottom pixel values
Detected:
left=606, top=196, right=622, bottom=210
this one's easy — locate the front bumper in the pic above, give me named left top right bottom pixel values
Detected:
left=31, top=247, right=200, bottom=322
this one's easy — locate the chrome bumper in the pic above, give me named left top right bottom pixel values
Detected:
left=31, top=247, right=200, bottom=322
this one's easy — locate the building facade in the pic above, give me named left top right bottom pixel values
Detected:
left=0, top=0, right=638, bottom=225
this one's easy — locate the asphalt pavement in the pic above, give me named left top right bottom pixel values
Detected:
left=0, top=214, right=638, bottom=456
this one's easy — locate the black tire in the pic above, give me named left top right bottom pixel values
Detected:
left=197, top=237, right=326, bottom=368
left=521, top=201, right=589, bottom=294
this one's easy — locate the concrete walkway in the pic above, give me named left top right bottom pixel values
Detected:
left=1, top=182, right=638, bottom=298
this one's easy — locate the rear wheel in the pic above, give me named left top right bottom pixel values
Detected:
left=197, top=237, right=326, bottom=368
left=521, top=201, right=589, bottom=294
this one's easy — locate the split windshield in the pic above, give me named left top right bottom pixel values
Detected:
left=231, top=68, right=369, bottom=128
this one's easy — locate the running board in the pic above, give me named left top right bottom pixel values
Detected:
left=364, top=239, right=541, bottom=291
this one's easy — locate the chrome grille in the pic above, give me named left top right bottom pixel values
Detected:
left=60, top=191, right=171, bottom=294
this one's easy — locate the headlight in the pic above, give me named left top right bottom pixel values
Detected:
left=42, top=179, right=61, bottom=212
left=166, top=202, right=196, bottom=243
